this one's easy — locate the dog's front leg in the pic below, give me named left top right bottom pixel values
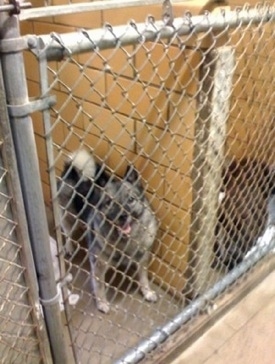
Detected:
left=87, top=234, right=110, bottom=313
left=60, top=212, right=76, bottom=255
left=90, top=256, right=110, bottom=313
left=138, top=253, right=158, bottom=303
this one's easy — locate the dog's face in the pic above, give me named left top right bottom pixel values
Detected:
left=93, top=167, right=146, bottom=240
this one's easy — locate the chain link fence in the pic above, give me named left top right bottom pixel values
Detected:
left=1, top=1, right=275, bottom=363
left=0, top=64, right=51, bottom=362
left=0, top=145, right=43, bottom=364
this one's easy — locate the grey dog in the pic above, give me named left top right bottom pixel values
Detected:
left=58, top=149, right=158, bottom=313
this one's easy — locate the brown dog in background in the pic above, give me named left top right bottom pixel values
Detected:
left=214, top=158, right=274, bottom=269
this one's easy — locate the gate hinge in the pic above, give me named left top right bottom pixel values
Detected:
left=8, top=95, right=56, bottom=118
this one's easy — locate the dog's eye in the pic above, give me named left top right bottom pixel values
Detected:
left=128, top=196, right=135, bottom=204
left=103, top=197, right=112, bottom=208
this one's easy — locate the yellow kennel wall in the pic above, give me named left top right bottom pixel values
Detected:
left=20, top=0, right=275, bottom=293
left=226, top=22, right=275, bottom=163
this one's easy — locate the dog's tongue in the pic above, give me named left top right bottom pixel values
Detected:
left=121, top=223, right=131, bottom=235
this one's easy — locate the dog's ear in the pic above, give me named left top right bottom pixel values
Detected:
left=62, top=161, right=81, bottom=181
left=95, top=163, right=110, bottom=187
left=124, top=165, right=141, bottom=186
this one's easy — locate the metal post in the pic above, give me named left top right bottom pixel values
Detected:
left=0, top=56, right=52, bottom=363
left=38, top=39, right=78, bottom=363
left=0, top=6, right=69, bottom=364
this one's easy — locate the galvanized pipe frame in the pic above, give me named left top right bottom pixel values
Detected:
left=37, top=36, right=79, bottom=364
left=0, top=8, right=69, bottom=364
left=26, top=5, right=275, bottom=62
left=0, top=2, right=32, bottom=14
left=19, top=0, right=194, bottom=21
left=0, top=49, right=52, bottom=364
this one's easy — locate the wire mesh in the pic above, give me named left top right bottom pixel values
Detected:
left=25, top=4, right=275, bottom=363
left=0, top=132, right=46, bottom=363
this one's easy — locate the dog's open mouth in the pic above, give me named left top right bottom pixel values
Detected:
left=119, top=222, right=132, bottom=235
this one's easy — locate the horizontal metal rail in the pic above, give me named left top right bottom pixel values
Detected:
left=0, top=2, right=31, bottom=14
left=27, top=5, right=275, bottom=61
left=19, top=0, right=191, bottom=21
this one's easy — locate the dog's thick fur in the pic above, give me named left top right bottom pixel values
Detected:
left=58, top=149, right=158, bottom=313
left=214, top=158, right=274, bottom=269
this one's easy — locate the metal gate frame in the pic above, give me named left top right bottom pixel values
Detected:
left=0, top=1, right=274, bottom=363
left=0, top=2, right=69, bottom=363
left=29, top=4, right=275, bottom=363
left=0, top=31, right=53, bottom=364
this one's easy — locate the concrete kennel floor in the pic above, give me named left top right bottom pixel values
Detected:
left=47, top=207, right=186, bottom=363
left=64, top=251, right=185, bottom=363
left=171, top=269, right=275, bottom=364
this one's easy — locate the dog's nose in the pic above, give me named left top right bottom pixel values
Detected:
left=118, top=212, right=128, bottom=223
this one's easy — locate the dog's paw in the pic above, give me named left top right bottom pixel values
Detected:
left=64, top=240, right=75, bottom=256
left=68, top=292, right=80, bottom=306
left=96, top=299, right=110, bottom=314
left=64, top=273, right=73, bottom=283
left=142, top=288, right=158, bottom=303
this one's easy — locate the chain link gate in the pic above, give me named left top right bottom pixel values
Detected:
left=1, top=1, right=275, bottom=363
